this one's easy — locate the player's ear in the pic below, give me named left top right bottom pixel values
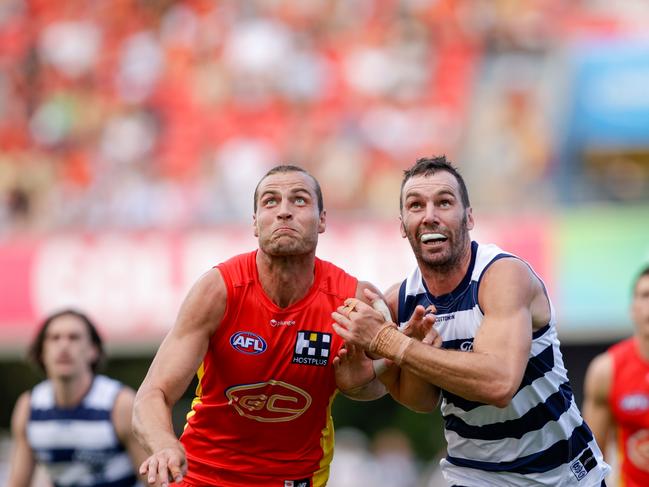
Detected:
left=465, top=207, right=474, bottom=231
left=318, top=209, right=326, bottom=234
left=253, top=213, right=259, bottom=237
left=399, top=216, right=406, bottom=238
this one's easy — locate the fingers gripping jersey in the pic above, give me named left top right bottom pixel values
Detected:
left=609, top=338, right=649, bottom=487
left=180, top=251, right=358, bottom=487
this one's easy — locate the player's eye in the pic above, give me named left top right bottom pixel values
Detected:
left=263, top=197, right=278, bottom=207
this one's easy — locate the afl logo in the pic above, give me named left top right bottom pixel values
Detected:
left=230, top=332, right=267, bottom=355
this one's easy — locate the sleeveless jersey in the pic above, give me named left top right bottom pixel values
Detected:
left=609, top=338, right=649, bottom=487
left=397, top=241, right=610, bottom=486
left=27, top=375, right=138, bottom=487
left=180, top=250, right=358, bottom=487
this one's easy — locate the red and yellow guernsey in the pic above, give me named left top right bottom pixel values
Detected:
left=609, top=338, right=649, bottom=487
left=179, top=250, right=357, bottom=487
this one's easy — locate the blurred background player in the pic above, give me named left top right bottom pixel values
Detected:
left=7, top=309, right=146, bottom=487
left=583, top=265, right=649, bottom=487
left=133, top=165, right=387, bottom=487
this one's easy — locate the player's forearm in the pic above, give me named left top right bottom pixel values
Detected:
left=371, top=327, right=519, bottom=407
left=371, top=358, right=438, bottom=412
left=341, top=376, right=387, bottom=401
left=132, top=388, right=179, bottom=454
left=402, top=341, right=519, bottom=407
left=391, top=368, right=439, bottom=413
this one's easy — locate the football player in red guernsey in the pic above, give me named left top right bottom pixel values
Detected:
left=584, top=265, right=649, bottom=487
left=133, top=165, right=394, bottom=487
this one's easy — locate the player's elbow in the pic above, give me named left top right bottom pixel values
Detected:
left=409, top=401, right=437, bottom=413
left=482, top=380, right=517, bottom=408
left=393, top=389, right=438, bottom=413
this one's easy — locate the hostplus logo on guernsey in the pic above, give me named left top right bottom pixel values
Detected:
left=292, top=331, right=331, bottom=366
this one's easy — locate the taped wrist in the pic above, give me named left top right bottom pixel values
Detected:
left=369, top=324, right=412, bottom=365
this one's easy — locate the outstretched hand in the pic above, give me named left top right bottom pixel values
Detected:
left=139, top=443, right=187, bottom=487
left=402, top=304, right=441, bottom=346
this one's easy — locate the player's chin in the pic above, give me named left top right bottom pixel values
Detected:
left=268, top=240, right=314, bottom=256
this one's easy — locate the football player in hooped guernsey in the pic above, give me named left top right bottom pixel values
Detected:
left=332, top=156, right=611, bottom=486
left=133, top=165, right=390, bottom=487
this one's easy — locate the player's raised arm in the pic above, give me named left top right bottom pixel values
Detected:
left=133, top=267, right=226, bottom=487
left=333, top=258, right=534, bottom=407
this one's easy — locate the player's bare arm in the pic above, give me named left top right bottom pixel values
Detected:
left=113, top=387, right=149, bottom=483
left=333, top=281, right=388, bottom=401
left=338, top=284, right=440, bottom=412
left=7, top=392, right=36, bottom=487
left=379, top=283, right=440, bottom=412
left=133, top=267, right=226, bottom=487
left=582, top=351, right=614, bottom=455
left=333, top=258, right=535, bottom=407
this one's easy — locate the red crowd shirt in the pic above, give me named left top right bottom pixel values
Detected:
left=179, top=250, right=358, bottom=487
left=609, top=338, right=649, bottom=487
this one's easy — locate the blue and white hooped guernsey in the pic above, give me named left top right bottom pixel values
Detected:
left=27, top=375, right=139, bottom=487
left=398, top=241, right=610, bottom=487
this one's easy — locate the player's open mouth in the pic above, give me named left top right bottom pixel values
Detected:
left=420, top=233, right=447, bottom=244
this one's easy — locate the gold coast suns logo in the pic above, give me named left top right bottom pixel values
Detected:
left=225, top=380, right=312, bottom=422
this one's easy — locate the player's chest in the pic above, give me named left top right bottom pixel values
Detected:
left=214, top=305, right=341, bottom=376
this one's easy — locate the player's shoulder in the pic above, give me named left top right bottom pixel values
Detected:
left=11, top=390, right=32, bottom=431
left=316, top=257, right=359, bottom=292
left=383, top=282, right=401, bottom=303
left=190, top=267, right=227, bottom=300
left=585, top=351, right=613, bottom=386
left=480, top=256, right=537, bottom=292
left=14, top=390, right=32, bottom=410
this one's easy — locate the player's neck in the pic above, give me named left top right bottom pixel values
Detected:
left=420, top=245, right=472, bottom=297
left=256, top=251, right=316, bottom=308
left=52, top=371, right=94, bottom=408
left=636, top=334, right=649, bottom=361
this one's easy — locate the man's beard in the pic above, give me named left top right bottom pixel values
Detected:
left=409, top=214, right=470, bottom=274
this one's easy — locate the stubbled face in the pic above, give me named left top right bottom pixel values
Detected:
left=632, top=275, right=649, bottom=339
left=41, top=315, right=98, bottom=381
left=400, top=171, right=474, bottom=272
left=254, top=171, right=325, bottom=257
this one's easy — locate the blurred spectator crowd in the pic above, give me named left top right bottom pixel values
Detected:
left=1, top=0, right=648, bottom=233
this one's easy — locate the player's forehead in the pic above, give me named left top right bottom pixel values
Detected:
left=46, top=315, right=88, bottom=337
left=257, top=171, right=317, bottom=197
left=402, top=171, right=461, bottom=198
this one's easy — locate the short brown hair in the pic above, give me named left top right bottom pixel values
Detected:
left=400, top=156, right=470, bottom=210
